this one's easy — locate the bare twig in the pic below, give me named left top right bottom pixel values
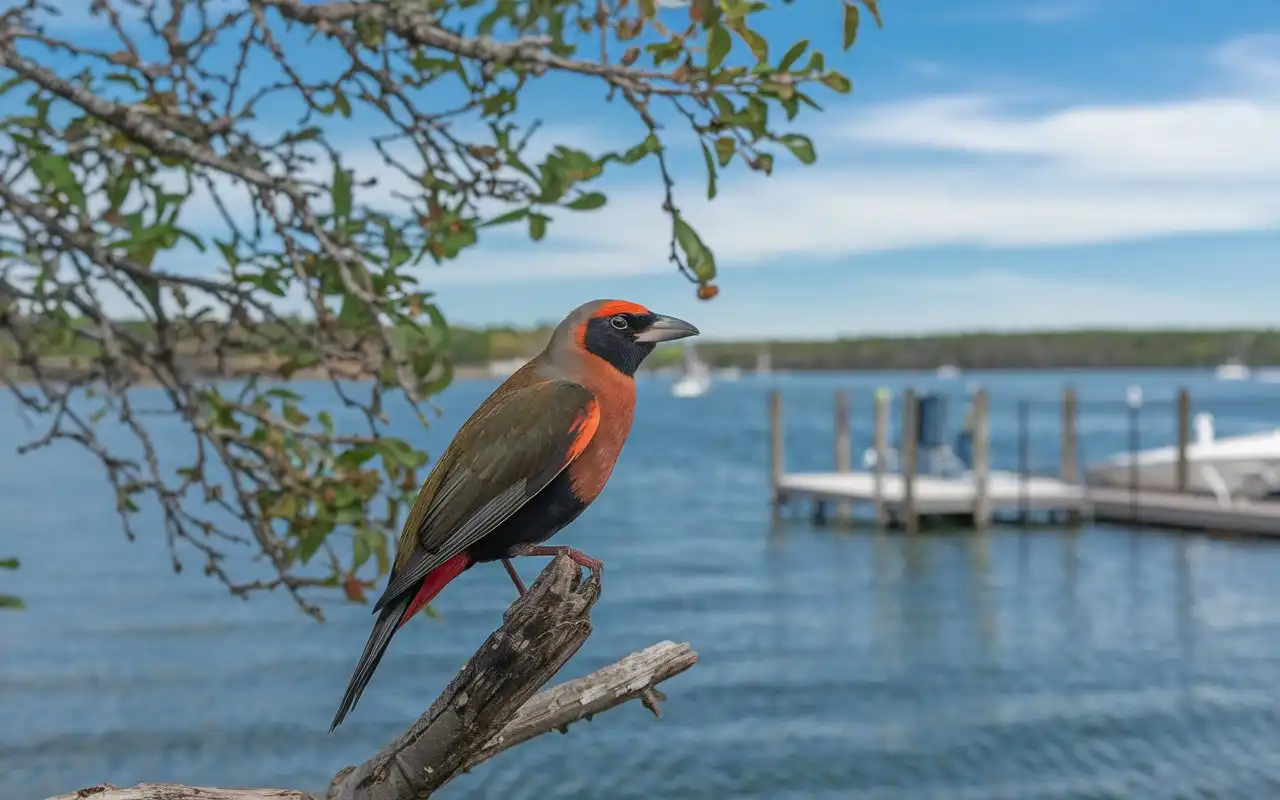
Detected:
left=461, top=640, right=697, bottom=771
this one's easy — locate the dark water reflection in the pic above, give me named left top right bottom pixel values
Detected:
left=4, top=370, right=1280, bottom=799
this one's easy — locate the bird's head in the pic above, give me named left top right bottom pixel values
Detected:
left=553, top=299, right=699, bottom=377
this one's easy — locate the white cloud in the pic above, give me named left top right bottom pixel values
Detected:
left=1214, top=34, right=1280, bottom=95
left=97, top=28, right=1280, bottom=300
left=413, top=31, right=1280, bottom=285
left=836, top=94, right=1280, bottom=180
left=877, top=270, right=1256, bottom=332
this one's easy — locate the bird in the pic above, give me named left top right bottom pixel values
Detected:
left=329, top=299, right=699, bottom=731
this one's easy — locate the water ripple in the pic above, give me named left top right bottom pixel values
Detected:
left=5, top=371, right=1280, bottom=799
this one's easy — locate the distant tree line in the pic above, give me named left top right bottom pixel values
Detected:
left=454, top=326, right=1280, bottom=371
left=4, top=319, right=1276, bottom=376
left=701, top=329, right=1279, bottom=371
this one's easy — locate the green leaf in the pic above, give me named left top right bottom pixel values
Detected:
left=714, top=136, right=736, bottom=167
left=337, top=294, right=377, bottom=330
left=862, top=0, right=884, bottom=27
left=0, top=594, right=24, bottom=610
left=0, top=557, right=18, bottom=570
left=439, top=225, right=477, bottom=259
left=281, top=127, right=322, bottom=145
left=707, top=25, right=731, bottom=71
left=331, top=87, right=352, bottom=117
left=266, top=492, right=300, bottom=520
left=700, top=142, right=718, bottom=200
left=734, top=24, right=768, bottom=63
left=377, top=437, right=428, bottom=469
left=353, top=528, right=375, bottom=569
left=332, top=166, right=353, bottom=219
left=673, top=215, right=717, bottom=282
left=216, top=240, right=237, bottom=267
left=566, top=192, right=607, bottom=211
left=780, top=134, right=817, bottom=165
left=778, top=39, right=809, bottom=72
left=842, top=2, right=860, bottom=50
left=611, top=134, right=661, bottom=166
left=480, top=207, right=530, bottom=228
left=297, top=526, right=329, bottom=565
left=336, top=445, right=378, bottom=471
left=0, top=76, right=24, bottom=98
left=32, top=153, right=86, bottom=211
left=528, top=213, right=549, bottom=241
left=822, top=72, right=853, bottom=94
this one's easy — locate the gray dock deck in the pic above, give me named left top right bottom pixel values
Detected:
left=776, top=470, right=1280, bottom=536
left=1086, top=486, right=1280, bottom=536
left=778, top=471, right=1086, bottom=515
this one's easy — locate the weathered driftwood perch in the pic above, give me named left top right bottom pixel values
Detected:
left=44, top=555, right=699, bottom=800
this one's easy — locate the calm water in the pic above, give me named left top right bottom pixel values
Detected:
left=4, top=370, right=1280, bottom=799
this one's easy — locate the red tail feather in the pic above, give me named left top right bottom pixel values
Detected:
left=397, top=552, right=471, bottom=628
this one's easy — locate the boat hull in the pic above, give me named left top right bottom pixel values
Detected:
left=671, top=375, right=711, bottom=397
left=1084, top=440, right=1280, bottom=500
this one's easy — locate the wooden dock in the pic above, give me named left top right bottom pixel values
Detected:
left=767, top=386, right=1280, bottom=538
left=1087, top=487, right=1280, bottom=536
left=775, top=470, right=1280, bottom=536
left=778, top=470, right=1085, bottom=517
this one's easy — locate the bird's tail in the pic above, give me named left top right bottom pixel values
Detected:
left=330, top=595, right=408, bottom=732
left=329, top=553, right=473, bottom=731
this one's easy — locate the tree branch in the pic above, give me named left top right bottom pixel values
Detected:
left=43, top=556, right=699, bottom=800
left=459, top=639, right=698, bottom=773
left=257, top=0, right=696, bottom=94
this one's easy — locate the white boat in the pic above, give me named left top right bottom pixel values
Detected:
left=716, top=366, right=743, bottom=381
left=671, top=345, right=712, bottom=398
left=936, top=364, right=961, bottom=379
left=1083, top=413, right=1280, bottom=503
left=1214, top=358, right=1251, bottom=381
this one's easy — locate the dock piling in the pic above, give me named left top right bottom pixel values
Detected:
left=971, top=388, right=991, bottom=528
left=769, top=389, right=784, bottom=520
left=873, top=389, right=890, bottom=527
left=1061, top=386, right=1080, bottom=524
left=1126, top=387, right=1142, bottom=522
left=900, top=389, right=919, bottom=534
left=834, top=390, right=852, bottom=523
left=1017, top=399, right=1030, bottom=524
left=1175, top=388, right=1190, bottom=494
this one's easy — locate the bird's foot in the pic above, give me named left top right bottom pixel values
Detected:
left=501, top=558, right=527, bottom=596
left=517, top=545, right=603, bottom=582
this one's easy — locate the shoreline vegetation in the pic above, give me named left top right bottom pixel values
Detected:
left=3, top=323, right=1279, bottom=385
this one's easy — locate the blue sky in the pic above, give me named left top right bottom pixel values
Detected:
left=16, top=0, right=1280, bottom=338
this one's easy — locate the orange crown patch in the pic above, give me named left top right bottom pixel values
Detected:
left=591, top=300, right=651, bottom=319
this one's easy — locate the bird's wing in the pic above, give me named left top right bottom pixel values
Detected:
left=371, top=379, right=600, bottom=612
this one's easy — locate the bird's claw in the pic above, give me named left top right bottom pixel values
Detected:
left=640, top=686, right=665, bottom=718
left=516, top=545, right=603, bottom=583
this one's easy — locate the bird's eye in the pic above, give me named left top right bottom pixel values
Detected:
left=610, top=315, right=629, bottom=330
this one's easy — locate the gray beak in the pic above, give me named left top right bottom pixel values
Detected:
left=634, top=313, right=700, bottom=343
